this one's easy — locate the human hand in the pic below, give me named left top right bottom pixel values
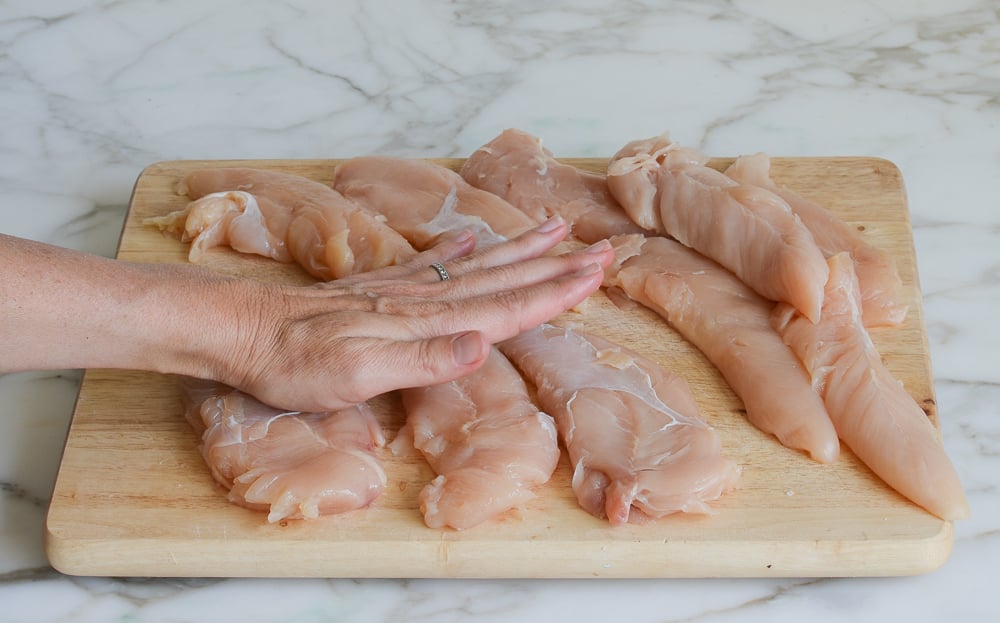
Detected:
left=218, top=217, right=614, bottom=411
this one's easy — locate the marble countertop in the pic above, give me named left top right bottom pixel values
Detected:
left=1, top=1, right=996, bottom=621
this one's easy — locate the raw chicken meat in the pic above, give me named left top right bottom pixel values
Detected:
left=499, top=323, right=739, bottom=525
left=146, top=171, right=409, bottom=522
left=772, top=253, right=969, bottom=520
left=397, top=348, right=560, bottom=530
left=168, top=167, right=415, bottom=280
left=459, top=128, right=649, bottom=243
left=332, top=156, right=538, bottom=249
left=725, top=153, right=908, bottom=327
left=158, top=162, right=560, bottom=530
left=332, top=160, right=564, bottom=528
left=609, top=235, right=840, bottom=463
left=180, top=378, right=387, bottom=523
left=144, top=191, right=293, bottom=264
left=607, top=133, right=829, bottom=323
left=335, top=159, right=733, bottom=526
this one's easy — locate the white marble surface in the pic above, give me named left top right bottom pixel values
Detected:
left=1, top=1, right=997, bottom=621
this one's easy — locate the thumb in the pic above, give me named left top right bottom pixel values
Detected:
left=363, top=331, right=491, bottom=396
left=445, top=330, right=492, bottom=371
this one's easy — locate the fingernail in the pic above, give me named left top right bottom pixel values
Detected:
left=453, top=229, right=475, bottom=244
left=584, top=239, right=611, bottom=254
left=452, top=331, right=486, bottom=365
left=536, top=215, right=565, bottom=233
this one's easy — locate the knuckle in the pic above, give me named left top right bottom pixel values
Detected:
left=414, top=340, right=446, bottom=377
left=330, top=350, right=377, bottom=405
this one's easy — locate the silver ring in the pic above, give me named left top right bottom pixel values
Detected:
left=429, top=262, right=450, bottom=281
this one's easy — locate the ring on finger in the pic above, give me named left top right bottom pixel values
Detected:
left=429, top=262, right=451, bottom=281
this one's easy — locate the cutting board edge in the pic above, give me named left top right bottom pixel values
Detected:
left=44, top=519, right=954, bottom=579
left=131, top=154, right=907, bottom=179
left=47, top=155, right=952, bottom=579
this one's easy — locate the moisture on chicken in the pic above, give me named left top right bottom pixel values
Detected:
left=607, top=133, right=829, bottom=323
left=397, top=348, right=560, bottom=530
left=459, top=128, right=650, bottom=243
left=500, top=323, right=739, bottom=525
left=152, top=167, right=416, bottom=280
left=608, top=235, right=840, bottom=463
left=725, top=153, right=907, bottom=327
left=772, top=253, right=969, bottom=520
left=336, top=156, right=739, bottom=524
left=180, top=378, right=387, bottom=523
left=332, top=156, right=538, bottom=249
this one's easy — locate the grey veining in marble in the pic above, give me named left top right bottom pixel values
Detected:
left=1, top=1, right=997, bottom=621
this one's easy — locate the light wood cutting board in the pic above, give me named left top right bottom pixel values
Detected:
left=45, top=156, right=955, bottom=578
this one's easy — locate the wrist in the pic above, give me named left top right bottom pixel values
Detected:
left=132, top=264, right=277, bottom=385
left=0, top=233, right=274, bottom=381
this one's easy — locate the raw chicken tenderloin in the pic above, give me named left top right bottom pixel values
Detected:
left=332, top=156, right=538, bottom=249
left=332, top=156, right=566, bottom=529
left=610, top=235, right=840, bottom=463
left=147, top=171, right=407, bottom=521
left=168, top=161, right=556, bottom=530
left=145, top=191, right=294, bottom=264
left=335, top=157, right=737, bottom=523
left=772, top=253, right=969, bottom=520
left=607, top=134, right=829, bottom=323
left=725, top=153, right=908, bottom=327
left=398, top=348, right=560, bottom=530
left=499, top=324, right=739, bottom=525
left=459, top=128, right=649, bottom=243
left=180, top=379, right=387, bottom=523
left=178, top=167, right=415, bottom=280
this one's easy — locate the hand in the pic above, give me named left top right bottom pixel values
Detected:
left=221, top=217, right=614, bottom=411
left=0, top=219, right=612, bottom=412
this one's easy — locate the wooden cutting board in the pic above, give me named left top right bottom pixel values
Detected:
left=45, top=157, right=955, bottom=578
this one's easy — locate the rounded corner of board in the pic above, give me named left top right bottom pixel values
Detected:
left=906, top=518, right=957, bottom=576
left=862, top=156, right=904, bottom=180
left=136, top=160, right=181, bottom=178
left=42, top=526, right=84, bottom=577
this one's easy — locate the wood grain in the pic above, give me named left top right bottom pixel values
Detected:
left=44, top=157, right=953, bottom=578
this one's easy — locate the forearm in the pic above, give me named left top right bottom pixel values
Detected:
left=1, top=221, right=612, bottom=412
left=0, top=233, right=254, bottom=378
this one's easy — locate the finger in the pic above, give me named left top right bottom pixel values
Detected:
left=306, top=218, right=585, bottom=301
left=456, top=262, right=607, bottom=343
left=337, top=331, right=493, bottom=402
left=338, top=260, right=608, bottom=343
left=438, top=216, right=570, bottom=280
left=317, top=239, right=612, bottom=318
left=320, top=216, right=571, bottom=293
left=424, top=238, right=614, bottom=301
left=325, top=229, right=477, bottom=288
left=245, top=331, right=492, bottom=411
